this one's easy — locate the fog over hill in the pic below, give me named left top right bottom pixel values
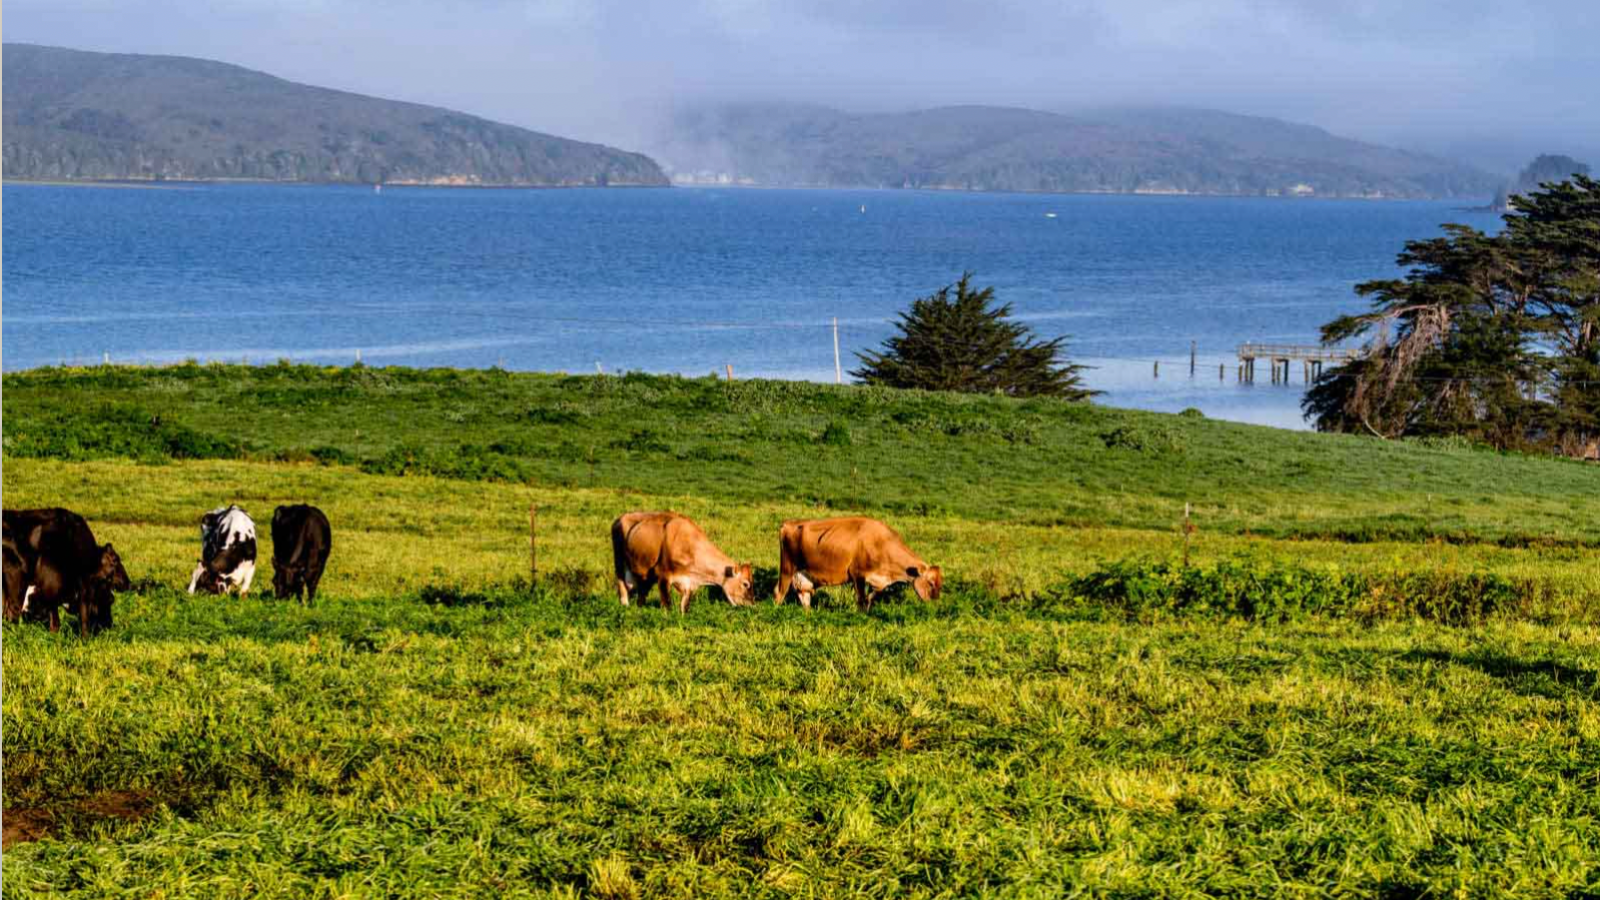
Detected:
left=651, top=102, right=1499, bottom=199
left=1, top=44, right=668, bottom=186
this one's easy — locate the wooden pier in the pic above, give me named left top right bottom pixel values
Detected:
left=1236, top=343, right=1362, bottom=384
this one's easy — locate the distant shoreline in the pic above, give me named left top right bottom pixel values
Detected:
left=1, top=177, right=670, bottom=190
left=2, top=177, right=1487, bottom=203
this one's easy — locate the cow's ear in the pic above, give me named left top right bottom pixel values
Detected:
left=724, top=566, right=735, bottom=578
left=906, top=566, right=920, bottom=578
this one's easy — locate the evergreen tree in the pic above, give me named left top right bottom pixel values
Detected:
left=853, top=273, right=1096, bottom=399
left=1307, top=176, right=1599, bottom=458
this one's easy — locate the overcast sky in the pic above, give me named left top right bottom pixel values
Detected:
left=6, top=0, right=1597, bottom=172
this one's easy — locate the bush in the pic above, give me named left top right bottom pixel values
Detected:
left=1099, top=423, right=1186, bottom=454
left=3, top=404, right=240, bottom=462
left=820, top=422, right=853, bottom=446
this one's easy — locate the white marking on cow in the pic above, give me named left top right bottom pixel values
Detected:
left=216, top=507, right=256, bottom=545
left=187, top=563, right=206, bottom=594
left=21, top=585, right=35, bottom=613
left=234, top=560, right=255, bottom=596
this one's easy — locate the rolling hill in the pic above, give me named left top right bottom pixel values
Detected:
left=1, top=43, right=668, bottom=187
left=652, top=102, right=1498, bottom=199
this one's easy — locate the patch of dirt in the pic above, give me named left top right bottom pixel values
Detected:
left=2, top=808, right=54, bottom=849
left=3, top=789, right=155, bottom=848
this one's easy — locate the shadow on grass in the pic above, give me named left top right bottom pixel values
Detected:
left=1402, top=647, right=1598, bottom=700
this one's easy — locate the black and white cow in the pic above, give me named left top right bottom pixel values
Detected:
left=188, top=505, right=257, bottom=595
left=271, top=504, right=331, bottom=604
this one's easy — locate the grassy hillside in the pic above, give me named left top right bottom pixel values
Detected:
left=6, top=363, right=1598, bottom=545
left=3, top=365, right=1597, bottom=896
left=2, top=43, right=668, bottom=187
left=653, top=102, right=1497, bottom=199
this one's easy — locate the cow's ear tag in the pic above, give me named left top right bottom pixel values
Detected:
left=906, top=566, right=920, bottom=578
left=724, top=566, right=735, bottom=578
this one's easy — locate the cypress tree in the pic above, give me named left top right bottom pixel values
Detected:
left=853, top=273, right=1095, bottom=399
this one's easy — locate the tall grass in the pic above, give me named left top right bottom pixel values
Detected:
left=4, top=587, right=1597, bottom=897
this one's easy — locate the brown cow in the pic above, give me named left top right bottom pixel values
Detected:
left=775, top=516, right=943, bottom=611
left=611, top=511, right=754, bottom=614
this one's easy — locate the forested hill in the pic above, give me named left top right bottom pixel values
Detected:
left=653, top=102, right=1497, bottom=199
left=1, top=44, right=668, bottom=187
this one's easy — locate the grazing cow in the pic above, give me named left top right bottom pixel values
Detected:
left=611, top=511, right=755, bottom=613
left=2, top=508, right=131, bottom=635
left=3, top=524, right=29, bottom=622
left=775, top=516, right=943, bottom=611
left=187, top=505, right=257, bottom=595
left=270, top=504, right=331, bottom=604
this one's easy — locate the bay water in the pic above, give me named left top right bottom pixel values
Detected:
left=2, top=182, right=1501, bottom=428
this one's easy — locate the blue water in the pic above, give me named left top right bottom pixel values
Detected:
left=2, top=183, right=1502, bottom=428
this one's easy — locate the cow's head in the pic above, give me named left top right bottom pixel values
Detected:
left=907, top=565, right=943, bottom=602
left=80, top=580, right=115, bottom=634
left=195, top=567, right=225, bottom=595
left=97, top=544, right=132, bottom=592
left=272, top=559, right=302, bottom=597
left=719, top=563, right=756, bottom=606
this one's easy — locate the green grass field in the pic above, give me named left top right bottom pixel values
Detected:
left=3, top=365, right=1598, bottom=897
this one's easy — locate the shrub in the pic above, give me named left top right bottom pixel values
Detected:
left=1099, top=423, right=1186, bottom=454
left=3, top=404, right=240, bottom=462
left=821, top=422, right=853, bottom=446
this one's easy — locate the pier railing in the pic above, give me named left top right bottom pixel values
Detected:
left=1235, top=343, right=1363, bottom=384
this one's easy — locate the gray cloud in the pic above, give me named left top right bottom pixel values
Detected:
left=6, top=0, right=1597, bottom=172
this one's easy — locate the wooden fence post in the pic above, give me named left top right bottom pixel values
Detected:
left=529, top=504, right=538, bottom=584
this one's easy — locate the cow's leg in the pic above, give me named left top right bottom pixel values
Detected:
left=774, top=559, right=794, bottom=606
left=617, top=567, right=639, bottom=606
left=187, top=563, right=206, bottom=594
left=676, top=581, right=692, bottom=616
left=854, top=578, right=871, bottom=611
left=237, top=562, right=255, bottom=597
left=792, top=571, right=814, bottom=612
left=304, top=572, right=320, bottom=606
left=79, top=594, right=90, bottom=638
left=657, top=578, right=671, bottom=611
left=48, top=607, right=60, bottom=634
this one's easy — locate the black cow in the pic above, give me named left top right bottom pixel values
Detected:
left=3, top=524, right=30, bottom=622
left=2, top=508, right=131, bottom=635
left=271, top=505, right=331, bottom=604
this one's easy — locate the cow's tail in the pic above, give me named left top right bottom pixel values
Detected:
left=610, top=517, right=632, bottom=586
left=774, top=521, right=799, bottom=605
